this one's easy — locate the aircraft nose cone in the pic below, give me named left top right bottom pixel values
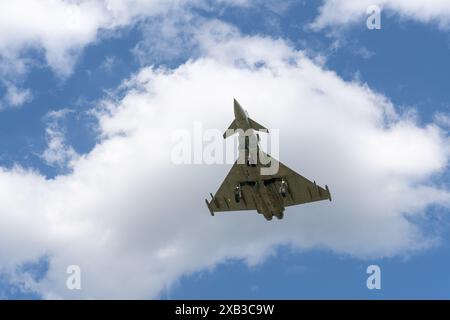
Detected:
left=234, top=98, right=244, bottom=118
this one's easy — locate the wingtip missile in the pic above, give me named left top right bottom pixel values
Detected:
left=325, top=185, right=332, bottom=201
left=205, top=199, right=215, bottom=216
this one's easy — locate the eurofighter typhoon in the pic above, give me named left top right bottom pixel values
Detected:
left=205, top=99, right=331, bottom=221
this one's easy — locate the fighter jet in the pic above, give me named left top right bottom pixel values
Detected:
left=205, top=99, right=331, bottom=221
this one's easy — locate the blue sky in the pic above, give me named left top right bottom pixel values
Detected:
left=0, top=0, right=450, bottom=299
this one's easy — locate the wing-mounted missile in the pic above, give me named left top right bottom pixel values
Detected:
left=205, top=193, right=217, bottom=216
left=205, top=199, right=214, bottom=216
left=325, top=185, right=332, bottom=201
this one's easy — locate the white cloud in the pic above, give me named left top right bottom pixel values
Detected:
left=41, top=109, right=79, bottom=170
left=0, top=0, right=252, bottom=109
left=99, top=56, right=116, bottom=74
left=0, top=0, right=169, bottom=77
left=2, top=82, right=32, bottom=108
left=353, top=46, right=375, bottom=60
left=132, top=11, right=200, bottom=65
left=434, top=112, right=450, bottom=128
left=0, top=21, right=449, bottom=299
left=312, top=0, right=450, bottom=30
left=0, top=0, right=252, bottom=78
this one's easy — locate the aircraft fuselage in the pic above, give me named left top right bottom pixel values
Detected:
left=234, top=100, right=284, bottom=220
left=205, top=99, right=331, bottom=221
